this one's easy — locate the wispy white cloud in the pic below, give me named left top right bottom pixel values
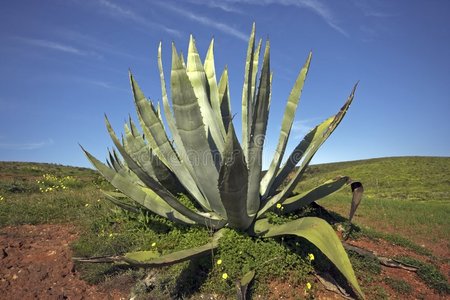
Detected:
left=97, top=0, right=181, bottom=36
left=188, top=0, right=348, bottom=37
left=186, top=0, right=244, bottom=14
left=350, top=0, right=397, bottom=18
left=159, top=2, right=248, bottom=41
left=291, top=118, right=320, bottom=139
left=53, top=29, right=147, bottom=62
left=0, top=138, right=54, bottom=150
left=14, top=37, right=101, bottom=57
left=86, top=79, right=129, bottom=92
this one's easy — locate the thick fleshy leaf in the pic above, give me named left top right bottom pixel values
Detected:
left=186, top=36, right=225, bottom=153
left=254, top=217, right=364, bottom=299
left=171, top=44, right=226, bottom=217
left=130, top=72, right=172, bottom=166
left=237, top=270, right=255, bottom=300
left=158, top=43, right=197, bottom=182
left=123, top=121, right=156, bottom=180
left=123, top=120, right=184, bottom=195
left=204, top=39, right=227, bottom=137
left=260, top=52, right=312, bottom=198
left=349, top=181, right=364, bottom=222
left=122, top=229, right=225, bottom=267
left=218, top=122, right=251, bottom=230
left=247, top=41, right=271, bottom=217
left=218, top=68, right=232, bottom=132
left=259, top=84, right=358, bottom=216
left=82, top=147, right=195, bottom=225
left=130, top=72, right=210, bottom=211
left=101, top=191, right=142, bottom=214
left=242, top=23, right=256, bottom=160
left=104, top=119, right=225, bottom=228
left=281, top=176, right=349, bottom=213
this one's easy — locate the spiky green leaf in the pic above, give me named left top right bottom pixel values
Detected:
left=171, top=44, right=226, bottom=217
left=260, top=52, right=312, bottom=198
left=259, top=84, right=358, bottom=216
left=218, top=122, right=251, bottom=230
left=247, top=40, right=271, bottom=217
left=218, top=67, right=232, bottom=131
left=254, top=217, right=364, bottom=299
left=186, top=36, right=225, bottom=153
left=82, top=147, right=195, bottom=224
left=130, top=72, right=211, bottom=211
left=104, top=118, right=225, bottom=228
left=122, top=229, right=225, bottom=267
left=281, top=176, right=349, bottom=213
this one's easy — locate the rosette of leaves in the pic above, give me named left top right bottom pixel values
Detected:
left=81, top=24, right=364, bottom=298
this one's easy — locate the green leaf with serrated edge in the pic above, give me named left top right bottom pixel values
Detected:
left=254, top=217, right=364, bottom=299
left=158, top=42, right=197, bottom=183
left=171, top=44, right=226, bottom=217
left=130, top=72, right=211, bottom=211
left=122, top=229, right=225, bottom=267
left=247, top=41, right=270, bottom=218
left=242, top=23, right=256, bottom=160
left=102, top=190, right=142, bottom=214
left=186, top=36, right=225, bottom=153
left=156, top=101, right=164, bottom=126
left=124, top=250, right=159, bottom=261
left=104, top=117, right=225, bottom=228
left=218, top=68, right=232, bottom=132
left=130, top=73, right=169, bottom=166
left=123, top=121, right=157, bottom=180
left=251, top=39, right=262, bottom=109
left=258, top=84, right=358, bottom=217
left=218, top=122, right=251, bottom=230
left=260, top=52, right=312, bottom=198
left=237, top=270, right=255, bottom=300
left=281, top=176, right=349, bottom=214
left=204, top=38, right=226, bottom=137
left=81, top=147, right=195, bottom=225
left=240, top=270, right=255, bottom=287
left=158, top=42, right=205, bottom=199
left=275, top=83, right=358, bottom=192
left=125, top=118, right=184, bottom=194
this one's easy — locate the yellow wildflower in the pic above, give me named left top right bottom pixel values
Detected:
left=216, top=259, right=222, bottom=265
left=308, top=253, right=315, bottom=261
left=151, top=242, right=157, bottom=247
left=222, top=273, right=228, bottom=280
left=306, top=282, right=312, bottom=290
left=276, top=203, right=282, bottom=209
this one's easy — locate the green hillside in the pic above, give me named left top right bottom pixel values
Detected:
left=1, top=157, right=448, bottom=254
left=0, top=157, right=448, bottom=298
left=296, top=156, right=450, bottom=201
left=295, top=156, right=450, bottom=254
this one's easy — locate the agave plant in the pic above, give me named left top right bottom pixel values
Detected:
left=81, top=24, right=364, bottom=298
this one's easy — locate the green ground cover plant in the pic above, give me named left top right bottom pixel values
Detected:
left=395, top=256, right=450, bottom=294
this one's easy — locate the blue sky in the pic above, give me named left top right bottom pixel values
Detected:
left=1, top=0, right=449, bottom=168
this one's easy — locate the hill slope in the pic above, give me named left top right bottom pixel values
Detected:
left=296, top=156, right=450, bottom=201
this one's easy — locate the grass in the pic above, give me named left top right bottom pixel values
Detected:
left=383, top=277, right=412, bottom=295
left=295, top=156, right=450, bottom=254
left=394, top=256, right=450, bottom=295
left=0, top=157, right=449, bottom=298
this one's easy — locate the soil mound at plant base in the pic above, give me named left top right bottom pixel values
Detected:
left=0, top=224, right=127, bottom=299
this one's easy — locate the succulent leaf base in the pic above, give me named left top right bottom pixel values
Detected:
left=80, top=24, right=364, bottom=299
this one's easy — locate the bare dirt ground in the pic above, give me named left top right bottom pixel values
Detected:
left=0, top=224, right=128, bottom=300
left=0, top=224, right=448, bottom=299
